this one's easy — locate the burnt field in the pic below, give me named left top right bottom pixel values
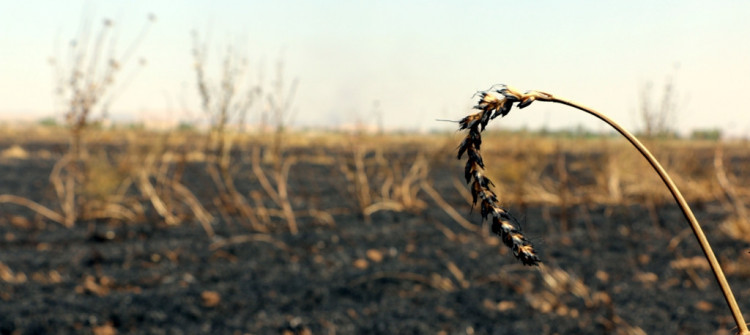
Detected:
left=1, top=130, right=750, bottom=334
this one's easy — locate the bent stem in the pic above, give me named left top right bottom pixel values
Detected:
left=549, top=95, right=748, bottom=335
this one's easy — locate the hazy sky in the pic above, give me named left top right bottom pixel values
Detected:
left=2, top=1, right=749, bottom=135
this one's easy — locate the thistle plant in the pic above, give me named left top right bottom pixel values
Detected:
left=457, top=84, right=748, bottom=334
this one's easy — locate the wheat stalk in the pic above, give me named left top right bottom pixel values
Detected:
left=458, top=84, right=748, bottom=334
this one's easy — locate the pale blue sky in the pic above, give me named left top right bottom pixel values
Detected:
left=1, top=1, right=749, bottom=135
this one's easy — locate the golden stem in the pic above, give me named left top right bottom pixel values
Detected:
left=548, top=96, right=748, bottom=335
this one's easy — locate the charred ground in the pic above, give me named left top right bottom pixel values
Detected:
left=1, top=131, right=749, bottom=334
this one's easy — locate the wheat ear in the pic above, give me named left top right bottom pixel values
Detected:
left=457, top=85, right=540, bottom=266
left=461, top=84, right=748, bottom=335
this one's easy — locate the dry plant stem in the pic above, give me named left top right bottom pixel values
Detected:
left=170, top=181, right=215, bottom=238
left=714, top=146, right=749, bottom=234
left=0, top=195, right=65, bottom=225
left=548, top=95, right=748, bottom=335
left=205, top=145, right=263, bottom=231
left=49, top=154, right=76, bottom=226
left=419, top=181, right=477, bottom=232
left=363, top=201, right=404, bottom=216
left=275, top=157, right=298, bottom=234
left=138, top=170, right=177, bottom=225
left=216, top=142, right=266, bottom=232
left=338, top=144, right=375, bottom=219
left=398, top=155, right=429, bottom=209
left=85, top=203, right=138, bottom=222
left=353, top=147, right=373, bottom=212
left=251, top=146, right=298, bottom=234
